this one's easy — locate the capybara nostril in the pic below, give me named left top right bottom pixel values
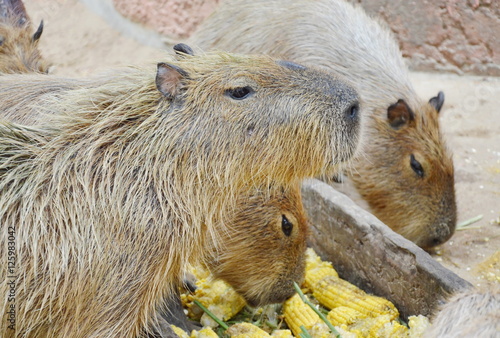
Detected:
left=432, top=237, right=445, bottom=247
left=346, top=102, right=360, bottom=121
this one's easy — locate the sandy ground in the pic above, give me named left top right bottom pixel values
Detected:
left=24, top=0, right=500, bottom=289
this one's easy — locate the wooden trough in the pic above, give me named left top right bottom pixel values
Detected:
left=302, top=179, right=472, bottom=320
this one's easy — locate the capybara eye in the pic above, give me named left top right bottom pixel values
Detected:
left=225, top=86, right=254, bottom=100
left=281, top=215, right=293, bottom=236
left=410, top=154, right=424, bottom=178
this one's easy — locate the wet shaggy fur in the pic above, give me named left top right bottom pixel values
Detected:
left=425, top=287, right=500, bottom=338
left=190, top=0, right=457, bottom=248
left=0, top=52, right=359, bottom=337
left=0, top=0, right=48, bottom=74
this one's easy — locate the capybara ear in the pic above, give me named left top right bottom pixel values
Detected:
left=32, top=20, right=43, bottom=42
left=156, top=62, right=189, bottom=99
left=173, top=43, right=194, bottom=57
left=0, top=0, right=29, bottom=26
left=387, top=99, right=415, bottom=129
left=429, top=91, right=445, bottom=113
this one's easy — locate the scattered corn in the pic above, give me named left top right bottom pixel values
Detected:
left=191, top=327, right=219, bottom=337
left=408, top=315, right=431, bottom=337
left=181, top=250, right=431, bottom=337
left=170, top=325, right=190, bottom=338
left=226, top=322, right=272, bottom=337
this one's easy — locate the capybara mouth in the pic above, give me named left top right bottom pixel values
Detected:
left=244, top=284, right=297, bottom=307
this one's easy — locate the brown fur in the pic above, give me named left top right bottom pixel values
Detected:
left=425, top=286, right=500, bottom=337
left=0, top=0, right=48, bottom=74
left=206, top=185, right=308, bottom=306
left=0, top=51, right=359, bottom=337
left=190, top=0, right=457, bottom=248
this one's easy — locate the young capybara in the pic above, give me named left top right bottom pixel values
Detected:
left=425, top=287, right=499, bottom=337
left=190, top=0, right=457, bottom=249
left=0, top=0, right=48, bottom=74
left=0, top=46, right=360, bottom=337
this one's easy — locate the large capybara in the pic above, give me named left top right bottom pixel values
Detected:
left=190, top=0, right=457, bottom=249
left=0, top=46, right=360, bottom=336
left=425, top=287, right=500, bottom=337
left=0, top=0, right=48, bottom=74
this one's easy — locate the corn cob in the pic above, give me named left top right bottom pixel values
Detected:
left=304, top=248, right=339, bottom=289
left=226, top=322, right=272, bottom=337
left=282, top=293, right=322, bottom=336
left=327, top=306, right=366, bottom=326
left=184, top=277, right=246, bottom=327
left=309, top=274, right=399, bottom=320
left=407, top=315, right=430, bottom=337
left=270, top=329, right=294, bottom=338
left=344, top=314, right=409, bottom=338
left=191, top=327, right=219, bottom=338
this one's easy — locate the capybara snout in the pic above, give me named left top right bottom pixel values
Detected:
left=319, top=77, right=362, bottom=166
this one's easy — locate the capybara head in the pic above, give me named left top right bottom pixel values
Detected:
left=0, top=0, right=49, bottom=74
left=205, top=185, right=307, bottom=306
left=425, top=287, right=500, bottom=338
left=351, top=92, right=456, bottom=249
left=155, top=44, right=362, bottom=186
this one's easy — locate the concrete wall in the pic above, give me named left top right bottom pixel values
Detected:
left=353, top=0, right=500, bottom=76
left=111, top=0, right=499, bottom=76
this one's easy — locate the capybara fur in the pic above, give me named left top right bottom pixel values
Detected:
left=0, top=48, right=359, bottom=336
left=425, top=287, right=500, bottom=338
left=0, top=0, right=48, bottom=74
left=190, top=0, right=457, bottom=249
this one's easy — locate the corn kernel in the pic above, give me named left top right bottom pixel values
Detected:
left=226, top=322, right=271, bottom=337
left=170, top=325, right=190, bottom=338
left=191, top=327, right=219, bottom=338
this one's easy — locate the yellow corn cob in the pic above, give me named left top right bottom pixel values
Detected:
left=184, top=278, right=246, bottom=327
left=270, top=329, right=294, bottom=338
left=408, top=315, right=430, bottom=337
left=282, top=293, right=322, bottom=336
left=304, top=248, right=339, bottom=289
left=226, top=322, right=271, bottom=337
left=188, top=264, right=211, bottom=280
left=191, top=327, right=219, bottom=338
left=346, top=314, right=409, bottom=338
left=370, top=316, right=408, bottom=338
left=327, top=306, right=366, bottom=326
left=310, top=275, right=399, bottom=320
left=310, top=322, right=344, bottom=338
left=170, top=325, right=190, bottom=338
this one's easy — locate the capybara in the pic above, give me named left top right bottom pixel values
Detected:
left=190, top=0, right=457, bottom=249
left=0, top=46, right=360, bottom=336
left=0, top=0, right=48, bottom=74
left=425, top=287, right=500, bottom=337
